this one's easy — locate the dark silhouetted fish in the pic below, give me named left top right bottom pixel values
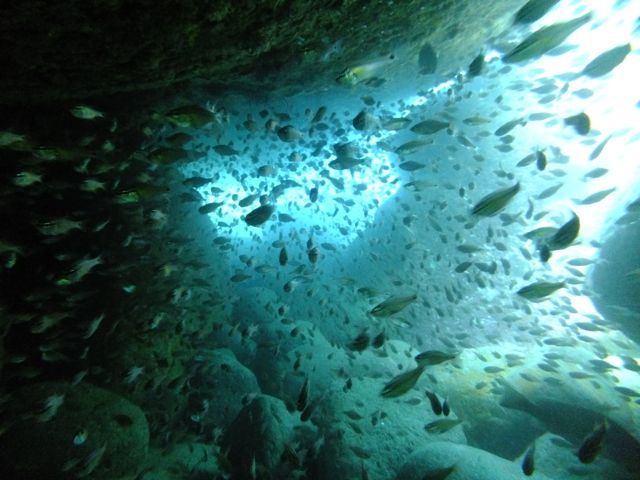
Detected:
left=245, top=204, right=274, bottom=226
left=577, top=420, right=608, bottom=463
left=418, top=42, right=438, bottom=74
left=522, top=441, right=536, bottom=475
left=582, top=44, right=631, bottom=78
left=425, top=390, right=443, bottom=415
left=503, top=13, right=592, bottom=63
left=514, top=0, right=560, bottom=24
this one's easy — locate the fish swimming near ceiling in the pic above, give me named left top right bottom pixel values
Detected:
left=411, top=119, right=449, bottom=135
left=336, top=54, right=396, bottom=86
left=166, top=104, right=215, bottom=128
left=503, top=13, right=592, bottom=63
left=514, top=0, right=560, bottom=24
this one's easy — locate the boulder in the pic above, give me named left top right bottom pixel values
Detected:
left=396, top=441, right=553, bottom=480
left=138, top=442, right=220, bottom=480
left=0, top=381, right=149, bottom=480
left=312, top=375, right=466, bottom=480
left=499, top=357, right=640, bottom=469
left=221, top=394, right=296, bottom=479
left=186, top=348, right=260, bottom=430
left=532, top=433, right=635, bottom=480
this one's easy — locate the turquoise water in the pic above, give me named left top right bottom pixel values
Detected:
left=1, top=1, right=640, bottom=479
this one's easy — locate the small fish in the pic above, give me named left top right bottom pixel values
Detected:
left=198, top=202, right=223, bottom=214
left=614, top=386, right=640, bottom=398
left=349, top=331, right=370, bottom=352
left=213, top=144, right=239, bottom=156
left=297, top=376, right=310, bottom=412
left=535, top=150, right=547, bottom=171
left=239, top=194, right=259, bottom=208
left=336, top=55, right=395, bottom=86
left=589, top=136, right=611, bottom=161
left=13, top=171, right=43, bottom=187
left=230, top=273, right=251, bottom=282
left=307, top=247, right=319, bottom=264
left=425, top=390, right=442, bottom=415
left=395, top=139, right=431, bottom=154
left=425, top=418, right=462, bottom=433
left=399, top=160, right=426, bottom=171
left=382, top=117, right=412, bottom=131
left=300, top=396, right=320, bottom=422
left=522, top=442, right=536, bottom=476
left=564, top=112, right=590, bottom=135
left=468, top=53, right=485, bottom=76
left=278, top=213, right=295, bottom=223
left=329, top=157, right=365, bottom=170
left=418, top=42, right=438, bottom=74
left=82, top=313, right=105, bottom=339
left=514, top=0, right=560, bottom=24
left=353, top=111, right=378, bottom=131
left=455, top=261, right=472, bottom=273
left=277, top=126, right=303, bottom=142
left=415, top=350, right=457, bottom=366
left=73, top=429, right=88, bottom=445
left=183, top=176, right=213, bottom=188
left=309, top=187, right=319, bottom=202
left=583, top=167, right=608, bottom=179
left=370, top=294, right=417, bottom=317
left=574, top=188, right=616, bottom=205
left=472, top=182, right=520, bottom=216
left=80, top=179, right=106, bottom=193
left=372, top=331, right=385, bottom=348
left=166, top=104, right=215, bottom=128
left=536, top=182, right=563, bottom=199
left=0, top=130, right=28, bottom=148
left=245, top=204, right=274, bottom=226
left=312, top=106, right=327, bottom=122
left=36, top=218, right=84, bottom=236
left=503, top=13, right=592, bottom=63
left=279, top=247, right=288, bottom=266
left=457, top=244, right=483, bottom=253
left=495, top=118, right=525, bottom=136
left=582, top=44, right=631, bottom=78
left=411, top=119, right=449, bottom=135
left=577, top=420, right=607, bottom=463
left=517, top=281, right=565, bottom=300
left=381, top=365, right=426, bottom=398
left=70, top=105, right=105, bottom=120
left=77, top=443, right=107, bottom=476
left=442, top=398, right=450, bottom=417
left=546, top=211, right=580, bottom=251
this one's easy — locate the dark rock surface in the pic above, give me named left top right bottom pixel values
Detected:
left=0, top=381, right=149, bottom=480
left=0, top=0, right=525, bottom=105
left=221, top=394, right=296, bottom=479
